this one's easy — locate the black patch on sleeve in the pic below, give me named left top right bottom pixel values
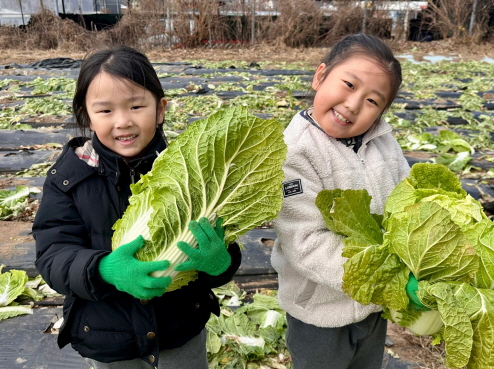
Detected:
left=283, top=179, right=303, bottom=197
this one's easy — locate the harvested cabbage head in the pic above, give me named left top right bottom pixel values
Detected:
left=316, top=163, right=494, bottom=369
left=112, top=107, right=287, bottom=291
left=388, top=309, right=444, bottom=336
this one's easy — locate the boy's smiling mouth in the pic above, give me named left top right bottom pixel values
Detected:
left=332, top=109, right=352, bottom=124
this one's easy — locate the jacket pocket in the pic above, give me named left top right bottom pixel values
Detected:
left=76, top=328, right=137, bottom=359
left=294, top=279, right=317, bottom=308
left=154, top=286, right=214, bottom=349
left=73, top=299, right=139, bottom=360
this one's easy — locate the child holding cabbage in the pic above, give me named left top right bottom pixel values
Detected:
left=271, top=34, right=411, bottom=369
left=33, top=45, right=241, bottom=369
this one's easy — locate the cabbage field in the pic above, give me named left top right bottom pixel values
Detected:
left=1, top=55, right=494, bottom=369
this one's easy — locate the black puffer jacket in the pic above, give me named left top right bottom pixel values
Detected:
left=33, top=132, right=241, bottom=366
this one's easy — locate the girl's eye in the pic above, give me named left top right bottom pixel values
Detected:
left=131, top=106, right=142, bottom=110
left=367, top=98, right=378, bottom=106
left=99, top=110, right=111, bottom=113
left=344, top=81, right=354, bottom=89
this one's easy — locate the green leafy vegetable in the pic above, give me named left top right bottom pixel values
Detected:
left=435, top=151, right=472, bottom=172
left=316, top=163, right=494, bottom=369
left=0, top=186, right=41, bottom=220
left=0, top=305, right=33, bottom=322
left=436, top=130, right=474, bottom=154
left=112, top=107, right=287, bottom=291
left=206, top=290, right=289, bottom=368
left=0, top=265, right=32, bottom=322
left=0, top=266, right=28, bottom=307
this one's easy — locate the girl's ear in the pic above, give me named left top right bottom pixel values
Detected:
left=157, top=98, right=167, bottom=125
left=312, top=63, right=327, bottom=91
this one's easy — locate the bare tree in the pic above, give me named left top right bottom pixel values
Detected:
left=423, top=0, right=493, bottom=41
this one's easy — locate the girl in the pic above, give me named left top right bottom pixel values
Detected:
left=271, top=34, right=410, bottom=369
left=33, top=45, right=241, bottom=369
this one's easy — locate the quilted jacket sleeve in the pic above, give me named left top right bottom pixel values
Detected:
left=33, top=171, right=116, bottom=302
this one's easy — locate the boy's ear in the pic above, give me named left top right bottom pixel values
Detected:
left=157, top=98, right=167, bottom=125
left=312, top=63, right=327, bottom=91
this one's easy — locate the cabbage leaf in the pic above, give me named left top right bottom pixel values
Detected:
left=0, top=266, right=33, bottom=322
left=0, top=267, right=28, bottom=307
left=112, top=107, right=287, bottom=291
left=316, top=163, right=494, bottom=369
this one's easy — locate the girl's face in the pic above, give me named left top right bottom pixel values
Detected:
left=311, top=55, right=392, bottom=139
left=85, top=72, right=166, bottom=160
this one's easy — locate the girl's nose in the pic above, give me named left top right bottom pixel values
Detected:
left=345, top=96, right=361, bottom=115
left=114, top=112, right=133, bottom=128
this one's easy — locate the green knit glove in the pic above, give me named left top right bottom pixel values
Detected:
left=175, top=217, right=231, bottom=276
left=99, top=236, right=172, bottom=300
left=406, top=273, right=429, bottom=311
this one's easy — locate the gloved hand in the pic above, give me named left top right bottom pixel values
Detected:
left=99, top=236, right=172, bottom=300
left=406, top=273, right=429, bottom=310
left=175, top=217, right=231, bottom=276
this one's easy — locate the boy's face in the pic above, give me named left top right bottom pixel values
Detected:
left=85, top=71, right=166, bottom=161
left=311, top=56, right=392, bottom=139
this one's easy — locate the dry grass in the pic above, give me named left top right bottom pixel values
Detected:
left=1, top=0, right=492, bottom=58
left=422, top=0, right=494, bottom=42
left=1, top=39, right=493, bottom=68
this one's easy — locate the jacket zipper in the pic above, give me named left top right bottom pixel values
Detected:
left=129, top=168, right=136, bottom=184
left=356, top=144, right=387, bottom=211
left=356, top=152, right=365, bottom=164
left=127, top=158, right=144, bottom=184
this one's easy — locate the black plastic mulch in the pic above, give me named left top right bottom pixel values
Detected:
left=5, top=58, right=82, bottom=70
left=0, top=307, right=85, bottom=369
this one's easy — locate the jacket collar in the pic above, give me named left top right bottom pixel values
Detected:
left=91, top=131, right=167, bottom=186
left=300, top=108, right=392, bottom=152
left=51, top=132, right=167, bottom=192
left=50, top=137, right=96, bottom=192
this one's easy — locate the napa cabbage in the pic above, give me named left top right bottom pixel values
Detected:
left=316, top=163, right=494, bottom=369
left=112, top=107, right=287, bottom=291
left=0, top=265, right=33, bottom=322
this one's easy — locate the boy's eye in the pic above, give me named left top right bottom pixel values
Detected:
left=99, top=109, right=111, bottom=113
left=131, top=106, right=142, bottom=110
left=367, top=98, right=378, bottom=106
left=344, top=81, right=354, bottom=89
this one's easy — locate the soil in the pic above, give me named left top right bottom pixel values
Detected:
left=0, top=219, right=33, bottom=244
left=0, top=40, right=492, bottom=67
left=386, top=324, right=447, bottom=369
left=22, top=115, right=69, bottom=124
left=0, top=177, right=32, bottom=189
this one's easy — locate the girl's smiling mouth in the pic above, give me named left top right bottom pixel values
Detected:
left=332, top=109, right=352, bottom=125
left=116, top=135, right=138, bottom=144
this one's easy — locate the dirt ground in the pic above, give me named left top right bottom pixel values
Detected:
left=387, top=323, right=447, bottom=368
left=0, top=39, right=493, bottom=67
left=0, top=219, right=33, bottom=246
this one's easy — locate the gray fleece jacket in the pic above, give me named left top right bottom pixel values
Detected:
left=271, top=111, right=410, bottom=328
